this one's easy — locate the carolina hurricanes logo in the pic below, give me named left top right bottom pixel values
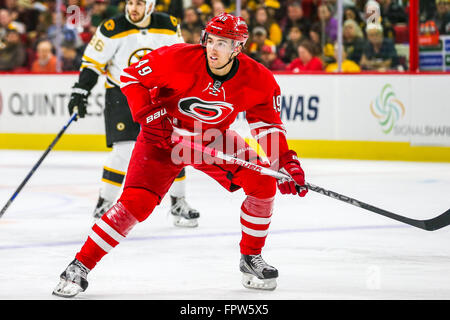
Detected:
left=178, top=97, right=234, bottom=124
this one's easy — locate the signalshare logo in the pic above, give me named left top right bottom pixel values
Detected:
left=370, top=84, right=405, bottom=134
left=370, top=84, right=450, bottom=138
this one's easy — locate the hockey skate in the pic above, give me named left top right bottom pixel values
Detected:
left=52, top=259, right=89, bottom=298
left=170, top=196, right=200, bottom=228
left=92, top=196, right=113, bottom=220
left=239, top=254, right=278, bottom=291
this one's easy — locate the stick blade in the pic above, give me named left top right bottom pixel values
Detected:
left=423, top=208, right=450, bottom=231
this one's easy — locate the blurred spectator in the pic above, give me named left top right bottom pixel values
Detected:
left=248, top=26, right=276, bottom=61
left=155, top=0, right=183, bottom=19
left=253, top=5, right=282, bottom=46
left=360, top=23, right=398, bottom=71
left=0, top=8, right=25, bottom=40
left=0, top=26, right=26, bottom=71
left=378, top=0, right=407, bottom=25
left=239, top=7, right=251, bottom=26
left=0, top=0, right=17, bottom=10
left=0, top=8, right=9, bottom=42
left=189, top=26, right=202, bottom=44
left=31, top=39, right=57, bottom=72
left=343, top=19, right=365, bottom=64
left=287, top=39, right=323, bottom=72
left=310, top=20, right=335, bottom=64
left=192, top=0, right=212, bottom=14
left=192, top=0, right=212, bottom=24
left=239, top=8, right=252, bottom=54
left=421, top=0, right=438, bottom=21
left=259, top=43, right=286, bottom=70
left=246, top=0, right=259, bottom=12
left=433, top=0, right=450, bottom=34
left=0, top=0, right=436, bottom=73
left=181, top=6, right=204, bottom=33
left=0, top=2, right=26, bottom=33
left=15, top=0, right=41, bottom=33
left=317, top=3, right=338, bottom=43
left=376, top=0, right=407, bottom=44
left=279, top=25, right=306, bottom=63
left=61, top=40, right=82, bottom=71
left=180, top=28, right=192, bottom=43
left=212, top=0, right=226, bottom=17
left=181, top=26, right=202, bottom=44
left=32, top=7, right=53, bottom=44
left=344, top=6, right=365, bottom=31
left=362, top=0, right=395, bottom=40
left=309, top=22, right=323, bottom=57
left=90, top=0, right=119, bottom=28
left=280, top=1, right=311, bottom=42
left=325, top=44, right=361, bottom=73
left=264, top=0, right=281, bottom=22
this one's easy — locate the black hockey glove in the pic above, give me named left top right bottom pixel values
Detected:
left=68, top=83, right=90, bottom=120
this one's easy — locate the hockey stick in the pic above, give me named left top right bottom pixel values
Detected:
left=177, top=138, right=450, bottom=231
left=0, top=112, right=78, bottom=219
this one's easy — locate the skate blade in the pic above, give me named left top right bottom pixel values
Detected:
left=172, top=216, right=199, bottom=228
left=241, top=273, right=277, bottom=291
left=52, top=279, right=84, bottom=298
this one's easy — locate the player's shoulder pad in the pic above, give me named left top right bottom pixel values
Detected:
left=151, top=43, right=199, bottom=62
left=239, top=53, right=277, bottom=87
left=149, top=12, right=179, bottom=32
left=99, top=14, right=135, bottom=38
left=149, top=43, right=202, bottom=72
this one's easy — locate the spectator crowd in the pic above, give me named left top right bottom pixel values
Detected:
left=0, top=0, right=449, bottom=73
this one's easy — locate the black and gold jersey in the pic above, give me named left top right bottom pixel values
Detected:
left=81, top=12, right=183, bottom=88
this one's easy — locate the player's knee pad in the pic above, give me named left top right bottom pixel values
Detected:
left=239, top=195, right=274, bottom=254
left=242, top=195, right=274, bottom=218
left=103, top=202, right=139, bottom=236
left=118, top=187, right=159, bottom=222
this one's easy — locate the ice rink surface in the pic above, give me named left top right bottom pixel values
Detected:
left=0, top=150, right=449, bottom=300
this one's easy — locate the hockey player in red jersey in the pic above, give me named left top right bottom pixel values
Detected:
left=53, top=13, right=308, bottom=297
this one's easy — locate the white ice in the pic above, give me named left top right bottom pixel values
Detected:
left=0, top=150, right=449, bottom=300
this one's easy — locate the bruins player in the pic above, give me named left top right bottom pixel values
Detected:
left=68, top=0, right=200, bottom=227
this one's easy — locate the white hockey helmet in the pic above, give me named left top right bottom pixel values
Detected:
left=125, top=0, right=156, bottom=25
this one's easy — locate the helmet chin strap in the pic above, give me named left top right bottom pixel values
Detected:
left=214, top=44, right=241, bottom=70
left=215, top=53, right=235, bottom=70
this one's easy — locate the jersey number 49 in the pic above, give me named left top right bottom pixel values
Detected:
left=135, top=59, right=152, bottom=76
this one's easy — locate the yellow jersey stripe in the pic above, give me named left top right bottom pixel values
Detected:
left=101, top=178, right=123, bottom=187
left=82, top=55, right=107, bottom=68
left=80, top=64, right=105, bottom=75
left=110, top=28, right=176, bottom=39
left=174, top=175, right=186, bottom=182
left=148, top=28, right=176, bottom=35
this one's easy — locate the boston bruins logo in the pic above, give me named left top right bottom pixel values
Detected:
left=128, top=48, right=153, bottom=66
left=178, top=97, right=234, bottom=124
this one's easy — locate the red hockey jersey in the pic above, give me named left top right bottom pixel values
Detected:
left=120, top=43, right=289, bottom=159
